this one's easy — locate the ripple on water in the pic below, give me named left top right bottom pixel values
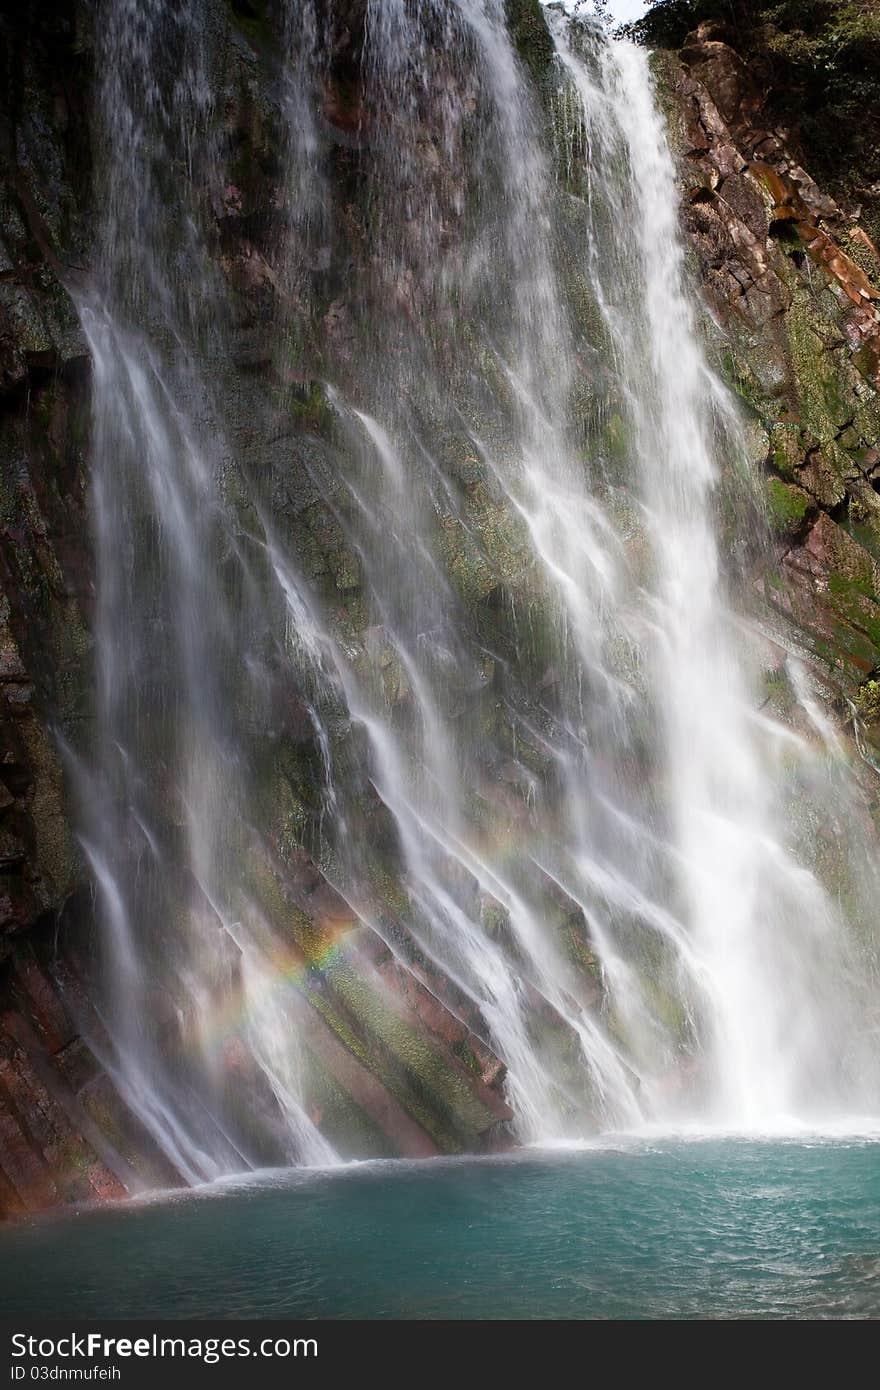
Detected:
left=0, top=1139, right=878, bottom=1319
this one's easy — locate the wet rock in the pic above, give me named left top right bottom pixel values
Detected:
left=665, top=28, right=880, bottom=703
left=4, top=0, right=880, bottom=1212
left=765, top=478, right=814, bottom=538
left=680, top=32, right=761, bottom=129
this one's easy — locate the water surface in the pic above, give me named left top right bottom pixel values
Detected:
left=1, top=1139, right=878, bottom=1319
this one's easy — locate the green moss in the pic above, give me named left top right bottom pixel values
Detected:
left=819, top=570, right=880, bottom=675
left=304, top=986, right=464, bottom=1152
left=505, top=0, right=555, bottom=76
left=719, top=345, right=770, bottom=417
left=367, top=862, right=411, bottom=922
left=301, top=1044, right=395, bottom=1160
left=769, top=423, right=801, bottom=479
left=827, top=569, right=877, bottom=605
left=763, top=666, right=793, bottom=710
left=317, top=952, right=499, bottom=1140
left=452, top=1038, right=482, bottom=1075
left=290, top=381, right=335, bottom=438
left=765, top=477, right=810, bottom=534
left=601, top=412, right=629, bottom=462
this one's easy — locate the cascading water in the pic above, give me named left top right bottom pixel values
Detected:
left=72, top=0, right=337, bottom=1177
left=553, top=23, right=880, bottom=1124
left=68, top=0, right=880, bottom=1187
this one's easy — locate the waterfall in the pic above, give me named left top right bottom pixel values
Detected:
left=68, top=0, right=880, bottom=1184
left=73, top=0, right=337, bottom=1177
left=553, top=24, right=880, bottom=1124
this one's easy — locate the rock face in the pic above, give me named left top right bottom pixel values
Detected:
left=2, top=3, right=880, bottom=1213
left=0, top=3, right=119, bottom=1214
left=663, top=25, right=880, bottom=710
left=0, top=0, right=524, bottom=1213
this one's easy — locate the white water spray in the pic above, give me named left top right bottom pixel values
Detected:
left=68, top=0, right=880, bottom=1186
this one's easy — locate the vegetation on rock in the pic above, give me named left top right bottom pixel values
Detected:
left=628, top=1, right=880, bottom=233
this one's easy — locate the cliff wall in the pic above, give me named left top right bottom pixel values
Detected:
left=1, top=1, right=878, bottom=1213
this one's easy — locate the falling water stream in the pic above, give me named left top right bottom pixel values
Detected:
left=64, top=0, right=880, bottom=1190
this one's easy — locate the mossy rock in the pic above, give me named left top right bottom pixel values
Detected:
left=765, top=477, right=812, bottom=536
left=301, top=1044, right=396, bottom=1160
left=289, top=381, right=336, bottom=438
left=505, top=0, right=555, bottom=77
left=601, top=412, right=629, bottom=462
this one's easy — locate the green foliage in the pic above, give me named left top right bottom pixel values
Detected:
left=856, top=677, right=880, bottom=722
left=621, top=0, right=722, bottom=47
